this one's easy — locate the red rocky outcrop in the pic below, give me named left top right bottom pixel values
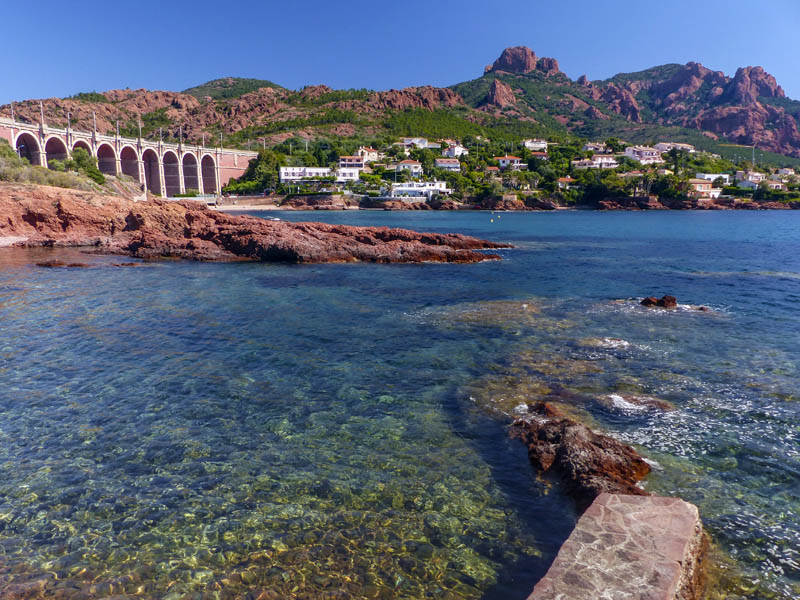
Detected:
left=368, top=86, right=463, bottom=111
left=483, top=79, right=516, bottom=108
left=725, top=66, right=785, bottom=105
left=600, top=83, right=642, bottom=122
left=0, top=183, right=508, bottom=263
left=484, top=46, right=560, bottom=76
left=510, top=402, right=651, bottom=510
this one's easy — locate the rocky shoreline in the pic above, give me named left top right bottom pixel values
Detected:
left=511, top=402, right=709, bottom=600
left=218, top=193, right=800, bottom=212
left=0, top=183, right=508, bottom=263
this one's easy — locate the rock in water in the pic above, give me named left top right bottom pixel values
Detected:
left=510, top=402, right=651, bottom=510
left=641, top=294, right=678, bottom=308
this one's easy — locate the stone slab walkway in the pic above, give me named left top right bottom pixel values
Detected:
left=528, top=493, right=707, bottom=600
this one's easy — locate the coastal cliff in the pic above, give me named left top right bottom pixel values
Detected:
left=0, top=183, right=507, bottom=263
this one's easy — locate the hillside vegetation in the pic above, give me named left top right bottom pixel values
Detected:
left=182, top=77, right=284, bottom=100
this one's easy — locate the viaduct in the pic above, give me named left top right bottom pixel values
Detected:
left=0, top=116, right=258, bottom=197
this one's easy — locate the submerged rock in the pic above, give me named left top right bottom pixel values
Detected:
left=36, top=260, right=90, bottom=268
left=510, top=402, right=651, bottom=510
left=596, top=393, right=675, bottom=414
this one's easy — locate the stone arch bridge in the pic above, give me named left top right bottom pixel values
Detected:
left=0, top=117, right=258, bottom=197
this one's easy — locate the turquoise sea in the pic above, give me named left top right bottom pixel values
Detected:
left=0, top=210, right=798, bottom=599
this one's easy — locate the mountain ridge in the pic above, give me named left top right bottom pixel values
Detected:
left=3, top=47, right=800, bottom=160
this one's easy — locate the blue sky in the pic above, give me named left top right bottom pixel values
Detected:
left=3, top=0, right=800, bottom=105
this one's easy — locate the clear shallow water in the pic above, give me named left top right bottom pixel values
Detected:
left=0, top=210, right=798, bottom=599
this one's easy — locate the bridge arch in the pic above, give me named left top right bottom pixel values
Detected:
left=15, top=132, right=42, bottom=166
left=44, top=136, right=69, bottom=167
left=182, top=152, right=199, bottom=194
left=119, top=145, right=139, bottom=182
left=162, top=150, right=181, bottom=197
left=142, top=148, right=161, bottom=195
left=201, top=154, right=217, bottom=195
left=72, top=140, right=91, bottom=155
left=96, top=143, right=117, bottom=176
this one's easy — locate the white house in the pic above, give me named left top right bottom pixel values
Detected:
left=766, top=180, right=787, bottom=191
left=495, top=156, right=524, bottom=170
left=396, top=159, right=424, bottom=176
left=778, top=167, right=795, bottom=176
left=389, top=181, right=451, bottom=199
left=571, top=155, right=619, bottom=170
left=737, top=180, right=759, bottom=191
left=696, top=172, right=731, bottom=186
left=338, top=156, right=365, bottom=170
left=442, top=143, right=469, bottom=158
left=522, top=138, right=548, bottom=151
left=434, top=158, right=461, bottom=172
left=402, top=137, right=429, bottom=149
left=557, top=176, right=575, bottom=190
left=279, top=166, right=332, bottom=182
left=735, top=170, right=765, bottom=183
left=582, top=142, right=608, bottom=154
left=335, top=167, right=361, bottom=183
left=655, top=142, right=696, bottom=153
left=357, top=147, right=380, bottom=163
left=625, top=146, right=665, bottom=165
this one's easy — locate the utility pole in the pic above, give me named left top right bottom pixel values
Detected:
left=10, top=101, right=14, bottom=121
left=39, top=101, right=45, bottom=126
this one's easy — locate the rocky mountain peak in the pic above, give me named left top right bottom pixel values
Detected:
left=726, top=66, right=785, bottom=105
left=484, top=46, right=560, bottom=76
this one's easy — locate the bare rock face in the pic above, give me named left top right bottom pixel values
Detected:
left=584, top=105, right=609, bottom=120
left=485, top=46, right=539, bottom=74
left=368, top=86, right=463, bottom=111
left=483, top=79, right=516, bottom=108
left=510, top=402, right=651, bottom=510
left=725, top=66, right=785, bottom=105
left=528, top=493, right=708, bottom=600
left=299, top=84, right=334, bottom=101
left=536, top=57, right=560, bottom=76
left=600, top=83, right=642, bottom=122
left=484, top=46, right=560, bottom=76
left=0, top=183, right=509, bottom=264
